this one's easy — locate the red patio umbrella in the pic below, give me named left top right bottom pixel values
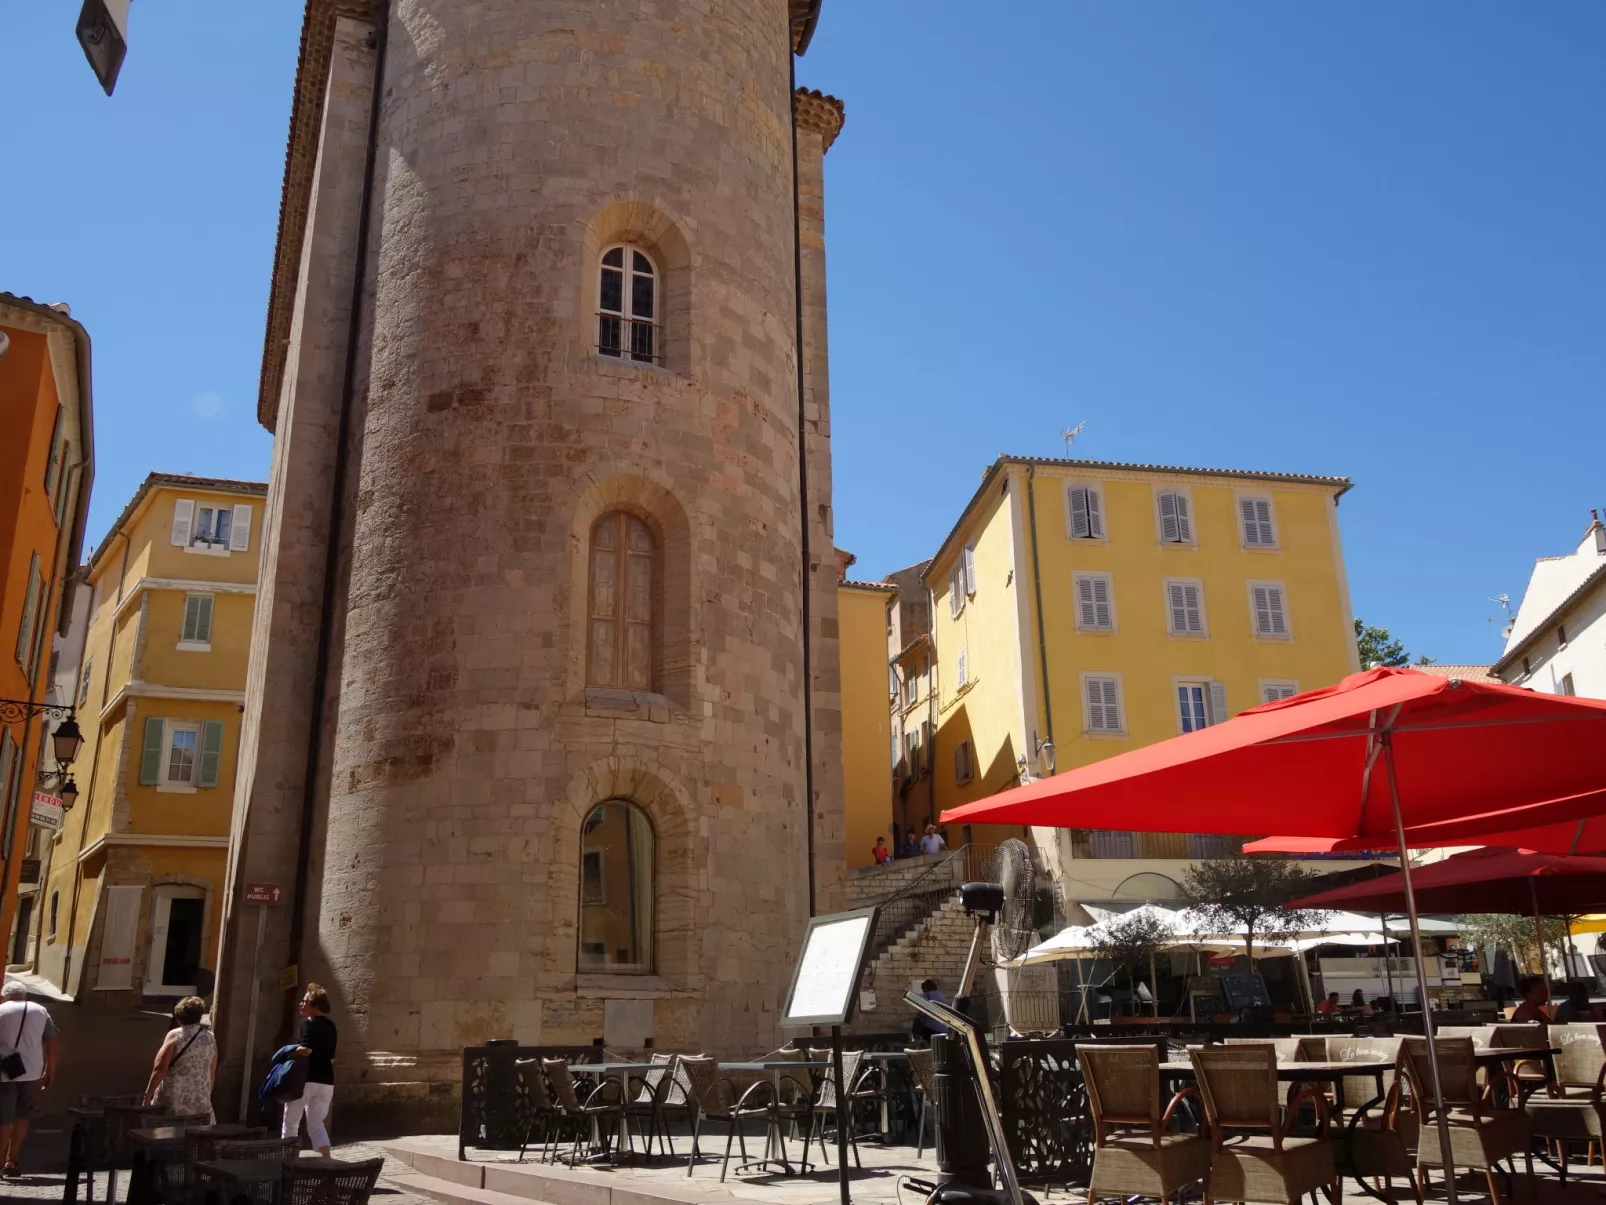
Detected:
left=1286, top=846, right=1606, bottom=916
left=940, top=667, right=1606, bottom=1201
left=1245, top=799, right=1606, bottom=857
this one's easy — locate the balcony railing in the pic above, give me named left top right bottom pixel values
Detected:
left=1070, top=831, right=1246, bottom=860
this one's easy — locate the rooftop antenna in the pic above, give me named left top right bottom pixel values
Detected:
left=1060, top=422, right=1086, bottom=456
left=1487, top=594, right=1515, bottom=640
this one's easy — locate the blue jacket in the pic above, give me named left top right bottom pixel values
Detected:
left=258, top=1043, right=306, bottom=1103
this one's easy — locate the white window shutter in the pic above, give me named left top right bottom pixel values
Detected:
left=1183, top=582, right=1203, bottom=633
left=1168, top=582, right=1189, bottom=633
left=1069, top=487, right=1090, bottom=539
left=1266, top=586, right=1287, bottom=635
left=956, top=647, right=968, bottom=688
left=1091, top=577, right=1112, bottom=628
left=1076, top=576, right=1096, bottom=627
left=963, top=544, right=977, bottom=596
left=170, top=499, right=195, bottom=546
left=1208, top=680, right=1229, bottom=724
left=1086, top=677, right=1120, bottom=731
left=229, top=504, right=253, bottom=551
left=1086, top=488, right=1104, bottom=538
left=949, top=570, right=961, bottom=619
left=1242, top=498, right=1274, bottom=546
left=1175, top=493, right=1193, bottom=542
left=1159, top=492, right=1180, bottom=542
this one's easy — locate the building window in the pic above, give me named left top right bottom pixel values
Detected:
left=1558, top=625, right=1569, bottom=648
left=170, top=499, right=253, bottom=553
left=14, top=554, right=42, bottom=677
left=1177, top=680, right=1228, bottom=733
left=1156, top=490, right=1194, bottom=544
left=140, top=717, right=225, bottom=790
left=1560, top=673, right=1576, bottom=697
left=179, top=594, right=214, bottom=649
left=577, top=800, right=654, bottom=973
left=1074, top=573, right=1115, bottom=631
left=597, top=245, right=658, bottom=363
left=1082, top=674, right=1125, bottom=735
left=48, top=891, right=59, bottom=942
left=78, top=659, right=93, bottom=707
left=1165, top=579, right=1206, bottom=637
left=954, top=739, right=974, bottom=785
left=1521, top=655, right=1532, bottom=676
left=587, top=511, right=656, bottom=691
left=1260, top=680, right=1300, bottom=704
left=1239, top=496, right=1277, bottom=548
left=1248, top=581, right=1291, bottom=638
left=1066, top=484, right=1105, bottom=540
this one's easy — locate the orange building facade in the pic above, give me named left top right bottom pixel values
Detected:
left=0, top=294, right=94, bottom=963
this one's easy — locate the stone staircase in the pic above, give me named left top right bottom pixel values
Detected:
left=849, top=894, right=977, bottom=1034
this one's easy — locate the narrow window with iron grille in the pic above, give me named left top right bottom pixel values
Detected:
left=598, top=245, right=659, bottom=363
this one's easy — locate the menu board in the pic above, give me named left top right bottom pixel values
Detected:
left=781, top=907, right=878, bottom=1027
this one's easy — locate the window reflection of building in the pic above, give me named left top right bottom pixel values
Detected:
left=577, top=800, right=654, bottom=973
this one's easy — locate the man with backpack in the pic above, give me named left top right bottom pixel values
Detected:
left=0, top=980, right=60, bottom=1177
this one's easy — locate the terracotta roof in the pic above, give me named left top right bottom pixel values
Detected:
left=1410, top=664, right=1500, bottom=685
left=926, top=454, right=1353, bottom=584
left=259, top=1, right=825, bottom=430
left=88, top=473, right=269, bottom=573
left=841, top=580, right=898, bottom=593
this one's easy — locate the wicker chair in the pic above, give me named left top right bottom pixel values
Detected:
left=1325, top=1037, right=1420, bottom=1205
left=1400, top=1036, right=1530, bottom=1205
left=678, top=1054, right=776, bottom=1181
left=624, top=1053, right=683, bottom=1158
left=541, top=1058, right=628, bottom=1166
left=1523, top=1022, right=1606, bottom=1184
left=281, top=1156, right=385, bottom=1205
left=807, top=1048, right=867, bottom=1169
left=106, top=1107, right=206, bottom=1205
left=1078, top=1045, right=1210, bottom=1205
left=905, top=1047, right=938, bottom=1157
left=1189, top=1043, right=1339, bottom=1205
left=157, top=1128, right=271, bottom=1204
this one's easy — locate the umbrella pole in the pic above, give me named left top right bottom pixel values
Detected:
left=1380, top=913, right=1395, bottom=1004
left=1530, top=879, right=1550, bottom=1005
left=1382, top=734, right=1458, bottom=1205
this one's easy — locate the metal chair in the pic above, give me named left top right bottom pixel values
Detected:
left=1078, top=1044, right=1210, bottom=1205
left=1523, top=1022, right=1606, bottom=1184
left=678, top=1054, right=775, bottom=1181
left=281, top=1155, right=385, bottom=1205
left=1400, top=1035, right=1531, bottom=1205
left=1190, top=1043, right=1339, bottom=1205
left=808, top=1048, right=866, bottom=1169
left=513, top=1058, right=562, bottom=1163
left=624, top=1053, right=682, bottom=1158
left=905, top=1047, right=938, bottom=1157
left=541, top=1057, right=628, bottom=1166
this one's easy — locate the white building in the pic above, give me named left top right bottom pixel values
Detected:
left=1493, top=511, right=1606, bottom=697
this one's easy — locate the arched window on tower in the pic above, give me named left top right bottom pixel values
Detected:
left=587, top=511, right=656, bottom=691
left=578, top=800, right=655, bottom=973
left=597, top=245, right=658, bottom=363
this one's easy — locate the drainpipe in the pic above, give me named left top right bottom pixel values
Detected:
left=1024, top=466, right=1055, bottom=754
left=789, top=50, right=818, bottom=917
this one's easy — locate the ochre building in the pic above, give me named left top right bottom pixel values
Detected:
left=0, top=294, right=93, bottom=966
left=37, top=473, right=265, bottom=1002
left=215, top=0, right=847, bottom=1128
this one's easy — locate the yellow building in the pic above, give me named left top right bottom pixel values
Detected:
left=38, top=473, right=265, bottom=1001
left=839, top=579, right=896, bottom=869
left=927, top=455, right=1364, bottom=904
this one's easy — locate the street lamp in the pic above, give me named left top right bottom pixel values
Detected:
left=1, top=700, right=85, bottom=808
left=58, top=777, right=80, bottom=812
left=51, top=717, right=84, bottom=768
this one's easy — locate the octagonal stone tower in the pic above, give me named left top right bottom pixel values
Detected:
left=216, top=0, right=845, bottom=1129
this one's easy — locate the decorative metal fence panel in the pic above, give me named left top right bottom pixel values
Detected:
left=995, top=1038, right=1092, bottom=1187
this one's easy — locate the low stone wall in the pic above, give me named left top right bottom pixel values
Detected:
left=845, top=853, right=960, bottom=907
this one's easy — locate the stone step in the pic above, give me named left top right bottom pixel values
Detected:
left=379, top=1137, right=711, bottom=1205
left=387, top=1171, right=544, bottom=1205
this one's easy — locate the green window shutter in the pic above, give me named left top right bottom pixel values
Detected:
left=196, top=596, right=214, bottom=644
left=198, top=720, right=225, bottom=788
left=139, top=716, right=166, bottom=785
left=15, top=555, right=40, bottom=666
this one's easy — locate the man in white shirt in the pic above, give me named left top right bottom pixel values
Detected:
left=919, top=825, right=946, bottom=855
left=0, top=981, right=60, bottom=1177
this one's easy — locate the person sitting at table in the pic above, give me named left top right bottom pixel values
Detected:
left=1316, top=991, right=1340, bottom=1014
left=1552, top=979, right=1594, bottom=1022
left=1510, top=975, right=1550, bottom=1022
left=1350, top=989, right=1371, bottom=1012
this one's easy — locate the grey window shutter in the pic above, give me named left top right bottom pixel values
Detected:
left=949, top=569, right=962, bottom=618
left=170, top=499, right=195, bottom=546
left=1085, top=488, right=1104, bottom=538
left=1168, top=582, right=1188, bottom=632
left=1174, top=493, right=1193, bottom=542
left=1183, top=582, right=1203, bottom=633
left=1069, top=487, right=1089, bottom=538
left=1076, top=576, right=1097, bottom=627
left=229, top=504, right=252, bottom=552
left=1266, top=586, right=1287, bottom=635
left=1159, top=492, right=1180, bottom=542
left=1091, top=578, right=1112, bottom=628
left=1208, top=681, right=1229, bottom=724
left=963, top=544, right=977, bottom=596
left=139, top=716, right=165, bottom=785
left=195, top=596, right=214, bottom=644
left=199, top=720, right=225, bottom=788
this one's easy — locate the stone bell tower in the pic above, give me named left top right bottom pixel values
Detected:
left=215, top=0, right=845, bottom=1129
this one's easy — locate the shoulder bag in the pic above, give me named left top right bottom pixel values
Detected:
left=0, top=1003, right=28, bottom=1080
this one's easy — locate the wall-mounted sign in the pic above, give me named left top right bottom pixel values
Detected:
left=30, top=792, right=63, bottom=832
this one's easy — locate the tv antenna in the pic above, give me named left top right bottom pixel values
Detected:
left=1060, top=423, right=1086, bottom=455
left=1487, top=593, right=1515, bottom=640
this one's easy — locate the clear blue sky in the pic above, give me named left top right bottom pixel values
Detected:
left=4, top=2, right=1602, bottom=664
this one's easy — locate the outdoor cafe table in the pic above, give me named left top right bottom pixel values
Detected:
left=127, top=1123, right=256, bottom=1205
left=564, top=1062, right=663, bottom=1161
left=717, top=1061, right=832, bottom=1176
left=194, top=1156, right=350, bottom=1205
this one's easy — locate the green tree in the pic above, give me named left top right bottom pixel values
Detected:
left=1182, top=857, right=1324, bottom=1012
left=1457, top=913, right=1572, bottom=977
left=1089, top=909, right=1174, bottom=1016
left=1355, top=618, right=1410, bottom=668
